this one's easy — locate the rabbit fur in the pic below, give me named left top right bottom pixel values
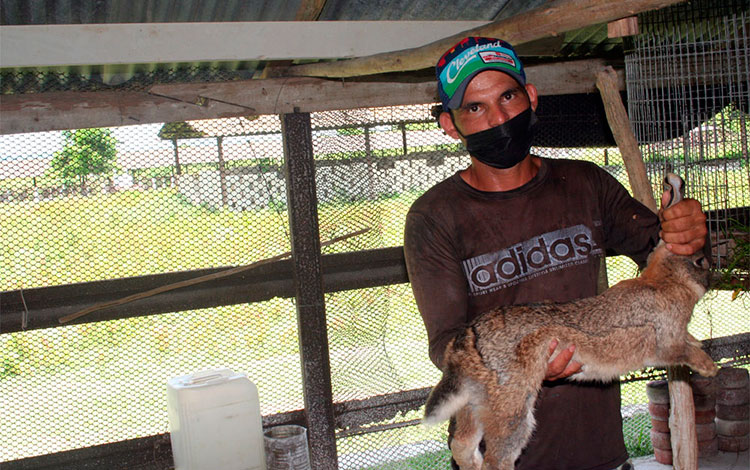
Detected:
left=422, top=173, right=718, bottom=470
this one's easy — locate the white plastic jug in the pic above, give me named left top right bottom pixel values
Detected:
left=167, top=369, right=265, bottom=470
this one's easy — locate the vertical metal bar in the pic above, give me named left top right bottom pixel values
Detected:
left=364, top=124, right=372, bottom=158
left=217, top=136, right=228, bottom=208
left=172, top=138, right=182, bottom=175
left=281, top=111, right=338, bottom=470
left=364, top=125, right=375, bottom=199
left=401, top=122, right=408, bottom=155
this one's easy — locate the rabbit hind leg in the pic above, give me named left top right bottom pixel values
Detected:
left=684, top=344, right=718, bottom=377
left=480, top=387, right=537, bottom=470
left=658, top=343, right=718, bottom=377
left=451, top=405, right=484, bottom=470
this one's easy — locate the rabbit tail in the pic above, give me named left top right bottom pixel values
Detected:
left=423, top=368, right=471, bottom=426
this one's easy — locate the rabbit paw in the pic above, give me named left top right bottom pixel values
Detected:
left=450, top=440, right=482, bottom=470
left=693, top=362, right=719, bottom=377
left=688, top=352, right=719, bottom=377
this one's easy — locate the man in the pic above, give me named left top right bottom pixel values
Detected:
left=403, top=37, right=707, bottom=469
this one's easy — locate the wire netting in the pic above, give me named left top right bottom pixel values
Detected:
left=3, top=99, right=747, bottom=467
left=621, top=0, right=750, bottom=458
left=1, top=4, right=749, bottom=466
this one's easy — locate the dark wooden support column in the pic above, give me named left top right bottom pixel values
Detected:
left=281, top=111, right=338, bottom=470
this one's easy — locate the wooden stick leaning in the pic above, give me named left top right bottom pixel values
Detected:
left=58, top=227, right=371, bottom=324
left=596, top=66, right=698, bottom=470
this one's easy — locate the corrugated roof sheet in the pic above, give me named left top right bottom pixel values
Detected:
left=0, top=0, right=303, bottom=24
left=0, top=0, right=621, bottom=94
left=1, top=0, right=553, bottom=24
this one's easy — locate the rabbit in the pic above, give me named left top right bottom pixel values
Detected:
left=422, top=173, right=719, bottom=470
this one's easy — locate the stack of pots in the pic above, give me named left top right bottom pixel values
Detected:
left=716, top=367, right=750, bottom=452
left=646, top=375, right=718, bottom=465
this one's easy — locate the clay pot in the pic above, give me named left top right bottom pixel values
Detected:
left=651, top=418, right=670, bottom=433
left=716, top=417, right=750, bottom=437
left=654, top=447, right=672, bottom=465
left=648, top=402, right=670, bottom=420
left=717, top=387, right=749, bottom=406
left=694, top=408, right=716, bottom=424
left=647, top=380, right=670, bottom=404
left=690, top=374, right=716, bottom=396
left=718, top=434, right=750, bottom=452
left=650, top=429, right=672, bottom=450
left=716, top=403, right=750, bottom=421
left=717, top=368, right=749, bottom=389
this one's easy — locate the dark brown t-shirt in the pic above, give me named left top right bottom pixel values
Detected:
left=404, top=157, right=660, bottom=470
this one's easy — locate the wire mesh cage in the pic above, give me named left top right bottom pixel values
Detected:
left=1, top=4, right=749, bottom=467
left=622, top=0, right=750, bottom=458
left=2, top=99, right=748, bottom=468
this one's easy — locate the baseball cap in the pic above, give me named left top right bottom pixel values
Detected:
left=436, top=37, right=526, bottom=110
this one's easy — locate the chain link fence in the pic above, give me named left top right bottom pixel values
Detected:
left=619, top=1, right=750, bottom=457
left=1, top=3, right=748, bottom=463
left=2, top=100, right=747, bottom=467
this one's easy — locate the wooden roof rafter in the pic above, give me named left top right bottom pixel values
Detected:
left=285, top=0, right=687, bottom=77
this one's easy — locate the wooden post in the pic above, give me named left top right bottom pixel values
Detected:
left=595, top=66, right=657, bottom=211
left=667, top=366, right=699, bottom=469
left=607, top=17, right=639, bottom=38
left=596, top=66, right=698, bottom=470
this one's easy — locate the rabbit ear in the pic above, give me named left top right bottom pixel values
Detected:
left=692, top=255, right=710, bottom=270
left=661, top=173, right=685, bottom=210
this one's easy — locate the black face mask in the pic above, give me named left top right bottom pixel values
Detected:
left=457, top=107, right=539, bottom=169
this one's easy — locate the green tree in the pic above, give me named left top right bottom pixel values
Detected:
left=49, top=128, right=119, bottom=189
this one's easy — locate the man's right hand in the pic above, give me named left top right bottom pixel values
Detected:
left=545, top=339, right=582, bottom=381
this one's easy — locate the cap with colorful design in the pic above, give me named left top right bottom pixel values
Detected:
left=436, top=37, right=526, bottom=110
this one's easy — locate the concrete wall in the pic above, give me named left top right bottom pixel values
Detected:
left=176, top=151, right=470, bottom=211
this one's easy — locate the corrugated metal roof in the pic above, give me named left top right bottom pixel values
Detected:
left=317, top=0, right=542, bottom=21
left=0, top=0, right=550, bottom=24
left=0, top=0, right=621, bottom=94
left=0, top=0, right=304, bottom=24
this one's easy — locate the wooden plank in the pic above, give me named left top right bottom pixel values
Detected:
left=286, top=0, right=686, bottom=77
left=596, top=65, right=698, bottom=470
left=595, top=66, right=656, bottom=211
left=608, top=17, right=639, bottom=38
left=668, top=366, right=699, bottom=470
left=531, top=59, right=625, bottom=96
left=0, top=21, right=489, bottom=68
left=0, top=247, right=409, bottom=334
left=0, top=59, right=622, bottom=135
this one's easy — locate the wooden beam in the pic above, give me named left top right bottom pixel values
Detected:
left=595, top=66, right=656, bottom=211
left=0, top=21, right=489, bottom=68
left=668, top=367, right=699, bottom=470
left=596, top=65, right=698, bottom=470
left=0, top=247, right=408, bottom=334
left=0, top=59, right=621, bottom=135
left=286, top=0, right=685, bottom=77
left=608, top=17, right=639, bottom=38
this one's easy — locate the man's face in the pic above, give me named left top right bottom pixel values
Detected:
left=439, top=70, right=538, bottom=141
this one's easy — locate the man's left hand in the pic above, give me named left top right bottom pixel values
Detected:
left=659, top=198, right=707, bottom=256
